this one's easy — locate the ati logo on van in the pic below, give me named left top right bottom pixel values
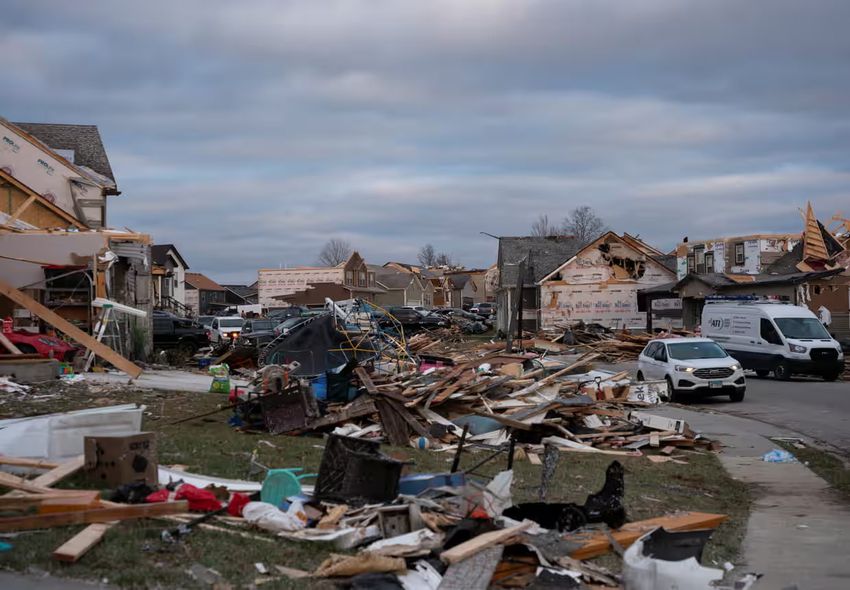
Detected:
left=710, top=318, right=731, bottom=329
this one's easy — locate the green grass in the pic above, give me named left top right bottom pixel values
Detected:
left=0, top=382, right=751, bottom=588
left=776, top=440, right=850, bottom=502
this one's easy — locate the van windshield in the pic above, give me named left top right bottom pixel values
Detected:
left=774, top=318, right=830, bottom=339
left=667, top=342, right=728, bottom=360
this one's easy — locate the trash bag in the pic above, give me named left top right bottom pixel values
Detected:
left=242, top=500, right=308, bottom=533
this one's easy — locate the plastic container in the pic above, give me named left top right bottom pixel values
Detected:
left=260, top=468, right=317, bottom=508
left=398, top=473, right=466, bottom=496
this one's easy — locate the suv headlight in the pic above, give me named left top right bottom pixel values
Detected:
left=789, top=344, right=807, bottom=353
left=730, top=364, right=740, bottom=371
left=675, top=365, right=695, bottom=373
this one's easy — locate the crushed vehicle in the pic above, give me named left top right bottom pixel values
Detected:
left=152, top=310, right=208, bottom=355
left=3, top=329, right=78, bottom=361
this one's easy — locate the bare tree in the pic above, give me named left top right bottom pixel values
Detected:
left=530, top=214, right=558, bottom=237
left=562, top=206, right=607, bottom=245
left=435, top=252, right=454, bottom=267
left=417, top=243, right=436, bottom=267
left=317, top=238, right=353, bottom=266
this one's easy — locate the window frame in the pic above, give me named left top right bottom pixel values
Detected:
left=734, top=242, right=745, bottom=265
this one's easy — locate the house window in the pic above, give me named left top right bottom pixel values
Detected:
left=368, top=273, right=375, bottom=287
left=687, top=255, right=695, bottom=274
left=734, top=243, right=745, bottom=265
left=345, top=271, right=353, bottom=285
left=694, top=246, right=705, bottom=274
left=705, top=252, right=714, bottom=273
left=359, top=271, right=366, bottom=287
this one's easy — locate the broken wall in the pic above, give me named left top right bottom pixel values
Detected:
left=257, top=268, right=343, bottom=308
left=0, top=121, right=107, bottom=228
left=540, top=236, right=674, bottom=329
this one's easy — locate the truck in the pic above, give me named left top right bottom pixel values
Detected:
left=701, top=301, right=845, bottom=381
left=152, top=311, right=208, bottom=355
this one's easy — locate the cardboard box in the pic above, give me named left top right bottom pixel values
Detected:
left=84, top=432, right=157, bottom=487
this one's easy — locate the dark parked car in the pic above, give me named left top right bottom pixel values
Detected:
left=430, top=308, right=488, bottom=323
left=241, top=319, right=277, bottom=334
left=152, top=311, right=208, bottom=354
left=268, top=307, right=307, bottom=321
left=379, top=307, right=447, bottom=331
left=240, top=316, right=311, bottom=349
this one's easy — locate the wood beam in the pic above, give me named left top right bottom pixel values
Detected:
left=0, top=278, right=142, bottom=378
left=0, top=501, right=190, bottom=532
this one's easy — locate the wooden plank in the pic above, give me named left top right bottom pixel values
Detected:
left=317, top=504, right=349, bottom=530
left=376, top=398, right=410, bottom=446
left=302, top=397, right=377, bottom=430
left=53, top=523, right=112, bottom=563
left=38, top=492, right=101, bottom=514
left=0, top=500, right=190, bottom=532
left=440, top=521, right=532, bottom=564
left=0, top=333, right=22, bottom=354
left=0, top=278, right=142, bottom=379
left=471, top=411, right=532, bottom=431
left=0, top=456, right=60, bottom=470
left=354, top=367, right=379, bottom=394
left=31, top=455, right=85, bottom=487
left=566, top=511, right=727, bottom=560
left=0, top=471, right=86, bottom=495
left=0, top=492, right=99, bottom=510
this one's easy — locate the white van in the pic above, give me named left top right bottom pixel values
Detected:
left=702, top=302, right=844, bottom=381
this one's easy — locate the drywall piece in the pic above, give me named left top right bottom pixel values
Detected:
left=0, top=404, right=143, bottom=461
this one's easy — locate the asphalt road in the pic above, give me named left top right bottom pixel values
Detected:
left=690, top=373, right=850, bottom=456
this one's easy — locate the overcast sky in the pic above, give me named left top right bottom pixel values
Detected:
left=4, top=1, right=850, bottom=283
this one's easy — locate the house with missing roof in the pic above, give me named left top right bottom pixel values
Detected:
left=257, top=252, right=383, bottom=309
left=672, top=204, right=849, bottom=335
left=0, top=117, right=156, bottom=358
left=538, top=232, right=676, bottom=330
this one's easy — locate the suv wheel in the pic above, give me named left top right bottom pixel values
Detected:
left=636, top=371, right=644, bottom=382
left=755, top=369, right=770, bottom=378
left=665, top=376, right=679, bottom=403
left=822, top=371, right=840, bottom=382
left=729, top=388, right=745, bottom=402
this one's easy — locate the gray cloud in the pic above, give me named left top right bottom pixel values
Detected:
left=3, top=1, right=850, bottom=283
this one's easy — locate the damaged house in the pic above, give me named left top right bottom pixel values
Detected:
left=495, top=235, right=581, bottom=333
left=371, top=266, right=433, bottom=308
left=151, top=244, right=191, bottom=316
left=538, top=232, right=676, bottom=330
left=0, top=118, right=153, bottom=361
left=673, top=203, right=849, bottom=333
left=258, top=252, right=383, bottom=309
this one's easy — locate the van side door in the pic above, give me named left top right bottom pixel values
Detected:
left=758, top=318, right=784, bottom=369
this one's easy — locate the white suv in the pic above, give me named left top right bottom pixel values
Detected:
left=637, top=337, right=746, bottom=402
left=208, top=316, right=245, bottom=344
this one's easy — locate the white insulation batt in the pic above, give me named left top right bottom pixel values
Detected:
left=0, top=404, right=143, bottom=461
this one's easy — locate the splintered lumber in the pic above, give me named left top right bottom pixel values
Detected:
left=0, top=332, right=22, bottom=354
left=0, top=500, right=190, bottom=532
left=0, top=456, right=61, bottom=470
left=0, top=492, right=99, bottom=510
left=354, top=367, right=379, bottom=394
left=511, top=353, right=601, bottom=397
left=303, top=396, right=377, bottom=430
left=317, top=505, right=349, bottom=530
left=567, top=511, right=727, bottom=560
left=0, top=471, right=86, bottom=495
left=30, top=455, right=85, bottom=487
left=53, top=523, right=113, bottom=563
left=440, top=520, right=532, bottom=564
left=0, top=278, right=143, bottom=379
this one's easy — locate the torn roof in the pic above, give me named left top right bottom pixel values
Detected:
left=497, top=235, right=581, bottom=288
left=676, top=269, right=844, bottom=291
left=12, top=121, right=116, bottom=183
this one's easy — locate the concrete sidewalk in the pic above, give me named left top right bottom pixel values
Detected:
left=656, top=405, right=850, bottom=590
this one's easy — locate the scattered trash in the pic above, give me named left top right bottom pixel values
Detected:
left=762, top=449, right=797, bottom=463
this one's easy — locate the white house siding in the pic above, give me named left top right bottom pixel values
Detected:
left=540, top=237, right=673, bottom=329
left=257, top=268, right=342, bottom=308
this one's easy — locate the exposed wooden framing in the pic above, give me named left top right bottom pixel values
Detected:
left=0, top=501, right=189, bottom=532
left=440, top=521, right=532, bottom=564
left=0, top=169, right=87, bottom=230
left=8, top=194, right=37, bottom=223
left=0, top=278, right=142, bottom=378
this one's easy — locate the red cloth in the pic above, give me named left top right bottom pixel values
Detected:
left=227, top=492, right=252, bottom=517
left=145, top=489, right=171, bottom=504
left=175, top=484, right=223, bottom=512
